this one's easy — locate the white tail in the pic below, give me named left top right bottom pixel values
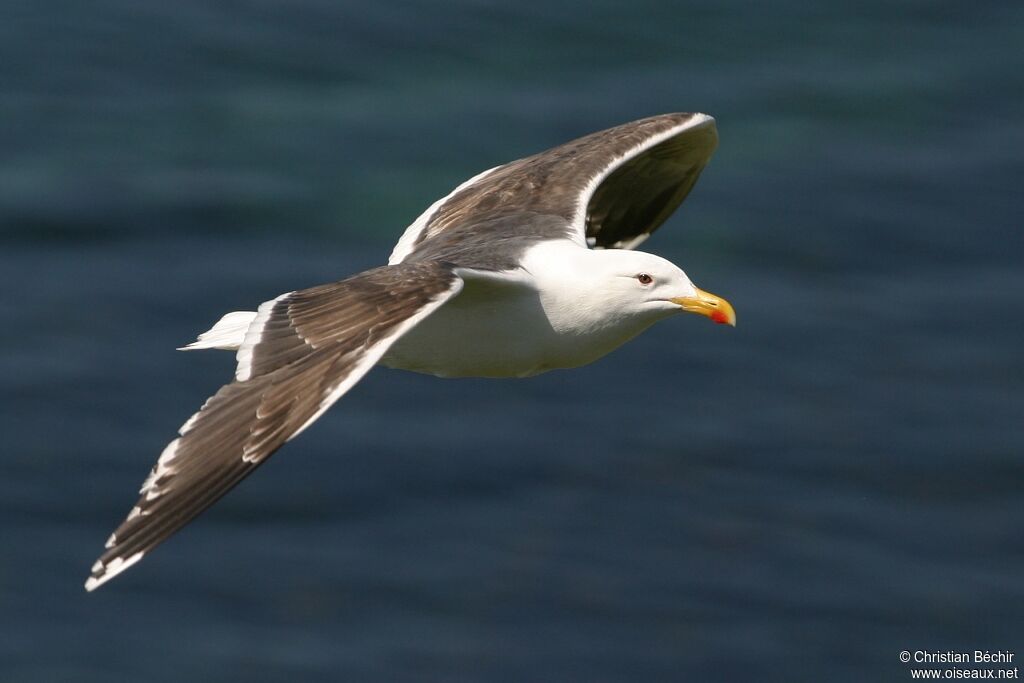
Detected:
left=178, top=311, right=257, bottom=351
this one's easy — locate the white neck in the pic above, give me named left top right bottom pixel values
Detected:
left=519, top=240, right=670, bottom=337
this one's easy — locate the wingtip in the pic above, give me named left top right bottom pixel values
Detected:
left=83, top=551, right=146, bottom=592
left=84, top=560, right=107, bottom=591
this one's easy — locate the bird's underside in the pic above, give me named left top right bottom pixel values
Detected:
left=86, top=112, right=723, bottom=590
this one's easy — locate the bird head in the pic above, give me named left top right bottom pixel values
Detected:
left=591, top=250, right=736, bottom=327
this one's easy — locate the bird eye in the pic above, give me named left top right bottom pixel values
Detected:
left=637, top=273, right=653, bottom=285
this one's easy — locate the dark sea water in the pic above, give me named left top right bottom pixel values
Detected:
left=2, top=1, right=1022, bottom=681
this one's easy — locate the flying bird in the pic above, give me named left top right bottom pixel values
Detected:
left=86, top=112, right=734, bottom=591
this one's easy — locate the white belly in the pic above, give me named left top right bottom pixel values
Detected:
left=380, top=276, right=651, bottom=378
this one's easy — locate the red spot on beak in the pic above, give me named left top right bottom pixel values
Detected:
left=710, top=310, right=729, bottom=324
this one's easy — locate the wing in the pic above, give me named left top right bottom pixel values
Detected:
left=389, top=112, right=718, bottom=263
left=86, top=262, right=462, bottom=591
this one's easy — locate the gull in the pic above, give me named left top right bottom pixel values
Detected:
left=85, top=112, right=734, bottom=591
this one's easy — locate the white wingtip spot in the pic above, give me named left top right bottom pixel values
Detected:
left=84, top=551, right=145, bottom=592
left=104, top=532, right=117, bottom=549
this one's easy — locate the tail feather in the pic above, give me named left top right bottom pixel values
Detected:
left=178, top=311, right=256, bottom=351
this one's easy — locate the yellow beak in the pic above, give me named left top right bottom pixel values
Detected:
left=670, top=287, right=736, bottom=326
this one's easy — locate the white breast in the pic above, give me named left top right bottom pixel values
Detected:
left=380, top=273, right=560, bottom=377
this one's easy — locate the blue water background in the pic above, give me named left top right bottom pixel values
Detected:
left=1, top=1, right=1022, bottom=681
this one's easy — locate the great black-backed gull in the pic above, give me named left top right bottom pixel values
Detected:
left=86, top=112, right=735, bottom=591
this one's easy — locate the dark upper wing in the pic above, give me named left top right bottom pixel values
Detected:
left=86, top=262, right=462, bottom=590
left=389, top=112, right=718, bottom=263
